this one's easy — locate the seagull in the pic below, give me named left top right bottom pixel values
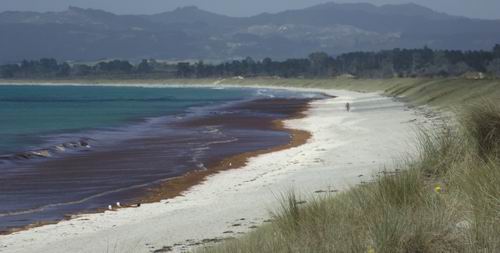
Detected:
left=116, top=202, right=121, bottom=207
left=108, top=205, right=113, bottom=210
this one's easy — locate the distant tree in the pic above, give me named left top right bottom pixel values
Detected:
left=117, top=60, right=133, bottom=73
left=487, top=59, right=500, bottom=78
left=1, top=46, right=498, bottom=79
left=195, top=61, right=206, bottom=78
left=444, top=50, right=465, bottom=64
left=39, top=58, right=59, bottom=74
left=421, top=46, right=435, bottom=64
left=20, top=60, right=36, bottom=74
left=380, top=57, right=395, bottom=78
left=463, top=51, right=492, bottom=72
left=432, top=51, right=452, bottom=76
left=392, top=49, right=413, bottom=76
left=228, top=60, right=244, bottom=76
left=136, top=59, right=153, bottom=74
left=72, top=64, right=92, bottom=76
left=494, top=44, right=500, bottom=59
left=262, top=58, right=274, bottom=76
left=213, top=64, right=225, bottom=76
left=57, top=62, right=71, bottom=77
left=176, top=62, right=192, bottom=78
left=242, top=57, right=257, bottom=76
left=0, top=64, right=19, bottom=78
left=449, top=61, right=472, bottom=76
left=338, top=52, right=379, bottom=76
left=279, top=59, right=310, bottom=78
left=410, top=49, right=434, bottom=76
left=97, top=60, right=133, bottom=73
left=308, top=52, right=332, bottom=76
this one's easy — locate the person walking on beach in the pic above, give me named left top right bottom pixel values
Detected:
left=345, top=102, right=351, bottom=112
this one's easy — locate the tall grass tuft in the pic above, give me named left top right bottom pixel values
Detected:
left=461, top=100, right=500, bottom=158
left=416, top=126, right=465, bottom=177
left=198, top=100, right=500, bottom=253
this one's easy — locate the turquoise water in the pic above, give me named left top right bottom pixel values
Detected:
left=0, top=85, right=252, bottom=154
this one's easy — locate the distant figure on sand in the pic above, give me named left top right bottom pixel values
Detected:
left=345, top=102, right=351, bottom=112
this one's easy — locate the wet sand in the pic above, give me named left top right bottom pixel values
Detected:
left=141, top=98, right=313, bottom=203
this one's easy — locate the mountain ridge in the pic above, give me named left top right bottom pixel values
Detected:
left=0, top=2, right=499, bottom=63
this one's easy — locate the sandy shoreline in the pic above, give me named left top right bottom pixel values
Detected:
left=140, top=98, right=313, bottom=205
left=0, top=84, right=433, bottom=253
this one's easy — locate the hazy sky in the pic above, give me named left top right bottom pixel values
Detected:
left=1, top=0, right=499, bottom=20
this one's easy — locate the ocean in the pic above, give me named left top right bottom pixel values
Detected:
left=0, top=85, right=254, bottom=154
left=0, top=84, right=319, bottom=232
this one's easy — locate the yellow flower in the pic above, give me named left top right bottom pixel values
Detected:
left=434, top=185, right=442, bottom=193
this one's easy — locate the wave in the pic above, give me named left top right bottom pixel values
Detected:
left=0, top=138, right=93, bottom=163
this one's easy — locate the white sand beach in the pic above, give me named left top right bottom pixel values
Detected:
left=0, top=87, right=435, bottom=253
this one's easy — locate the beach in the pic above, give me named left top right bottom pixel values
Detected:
left=0, top=85, right=433, bottom=253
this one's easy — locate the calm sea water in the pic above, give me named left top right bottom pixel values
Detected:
left=0, top=85, right=255, bottom=154
left=0, top=84, right=319, bottom=231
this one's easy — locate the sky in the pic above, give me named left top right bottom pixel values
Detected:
left=1, top=0, right=499, bottom=20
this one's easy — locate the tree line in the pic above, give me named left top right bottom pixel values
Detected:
left=1, top=45, right=500, bottom=79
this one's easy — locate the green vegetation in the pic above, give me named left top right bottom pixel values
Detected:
left=194, top=80, right=500, bottom=253
left=225, top=78, right=500, bottom=109
left=1, top=46, right=499, bottom=79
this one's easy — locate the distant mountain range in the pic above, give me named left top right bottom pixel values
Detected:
left=1, top=2, right=500, bottom=63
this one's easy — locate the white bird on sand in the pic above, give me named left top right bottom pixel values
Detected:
left=116, top=202, right=121, bottom=207
left=108, top=205, right=113, bottom=210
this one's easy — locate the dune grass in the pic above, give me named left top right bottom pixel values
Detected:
left=224, top=77, right=500, bottom=108
left=198, top=99, right=500, bottom=252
